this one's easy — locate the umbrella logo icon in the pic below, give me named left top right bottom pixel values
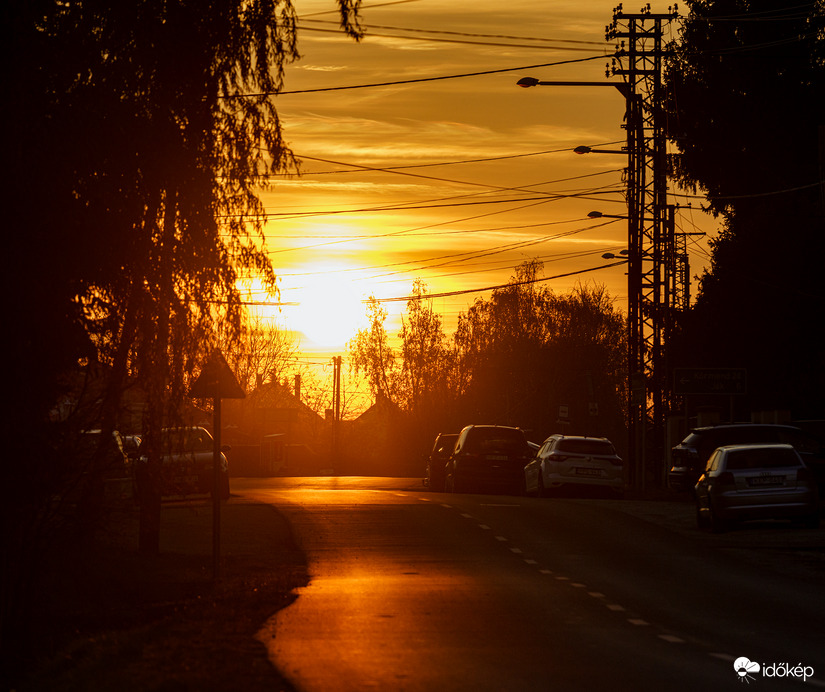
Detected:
left=734, top=657, right=760, bottom=683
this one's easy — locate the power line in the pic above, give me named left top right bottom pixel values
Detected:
left=224, top=56, right=607, bottom=98
left=300, top=25, right=606, bottom=52
left=370, top=259, right=628, bottom=303
left=266, top=142, right=626, bottom=175
left=300, top=18, right=606, bottom=46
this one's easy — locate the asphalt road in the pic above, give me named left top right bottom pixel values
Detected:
left=235, top=477, right=825, bottom=691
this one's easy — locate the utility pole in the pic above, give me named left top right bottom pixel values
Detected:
left=607, top=5, right=678, bottom=490
left=331, top=356, right=342, bottom=468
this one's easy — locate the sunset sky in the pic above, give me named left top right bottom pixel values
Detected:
left=247, top=0, right=716, bottom=366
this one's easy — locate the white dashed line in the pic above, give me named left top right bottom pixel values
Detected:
left=709, top=653, right=735, bottom=662
left=658, top=634, right=685, bottom=644
left=441, top=502, right=701, bottom=654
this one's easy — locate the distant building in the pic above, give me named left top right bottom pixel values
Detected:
left=222, top=380, right=326, bottom=476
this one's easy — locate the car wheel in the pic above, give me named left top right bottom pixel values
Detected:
left=695, top=503, right=709, bottom=530
left=708, top=503, right=728, bottom=533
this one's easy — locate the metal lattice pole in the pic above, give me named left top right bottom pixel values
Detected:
left=608, top=8, right=677, bottom=490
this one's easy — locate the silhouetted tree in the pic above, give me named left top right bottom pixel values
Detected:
left=399, top=279, right=458, bottom=443
left=454, top=261, right=626, bottom=442
left=664, top=0, right=825, bottom=415
left=221, top=316, right=300, bottom=394
left=349, top=297, right=401, bottom=404
left=2, top=0, right=362, bottom=674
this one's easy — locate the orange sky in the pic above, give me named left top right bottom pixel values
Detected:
left=246, top=0, right=716, bottom=367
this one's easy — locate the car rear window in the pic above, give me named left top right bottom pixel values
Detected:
left=556, top=439, right=616, bottom=456
left=466, top=428, right=527, bottom=454
left=724, top=447, right=800, bottom=470
left=689, top=427, right=784, bottom=457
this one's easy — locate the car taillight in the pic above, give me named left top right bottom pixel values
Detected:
left=549, top=454, right=569, bottom=462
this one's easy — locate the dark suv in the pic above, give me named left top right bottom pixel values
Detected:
left=424, top=433, right=458, bottom=492
left=668, top=423, right=825, bottom=493
left=445, top=425, right=532, bottom=494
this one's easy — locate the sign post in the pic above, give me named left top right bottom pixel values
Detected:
left=190, top=350, right=245, bottom=580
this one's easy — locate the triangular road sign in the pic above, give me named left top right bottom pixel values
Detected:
left=189, top=350, right=245, bottom=399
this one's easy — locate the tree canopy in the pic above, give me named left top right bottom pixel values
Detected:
left=2, top=0, right=362, bottom=668
left=664, top=0, right=825, bottom=415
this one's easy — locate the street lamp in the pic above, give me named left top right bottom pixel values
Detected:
left=602, top=250, right=629, bottom=260
left=588, top=210, right=628, bottom=220
left=517, top=76, right=630, bottom=98
left=575, top=145, right=626, bottom=155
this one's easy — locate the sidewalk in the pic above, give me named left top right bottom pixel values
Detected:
left=18, top=497, right=308, bottom=692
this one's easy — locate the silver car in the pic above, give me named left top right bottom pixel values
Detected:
left=524, top=435, right=624, bottom=497
left=695, top=444, right=820, bottom=532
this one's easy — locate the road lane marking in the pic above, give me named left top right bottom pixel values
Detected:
left=709, top=653, right=735, bottom=662
left=588, top=592, right=605, bottom=599
left=606, top=604, right=625, bottom=611
left=524, top=559, right=538, bottom=565
left=539, top=569, right=553, bottom=575
left=495, top=536, right=507, bottom=541
left=628, top=619, right=649, bottom=626
left=658, top=634, right=685, bottom=644
left=510, top=547, right=523, bottom=554
left=479, top=524, right=491, bottom=530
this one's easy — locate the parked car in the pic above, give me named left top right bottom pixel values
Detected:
left=424, top=433, right=458, bottom=492
left=445, top=425, right=532, bottom=494
left=668, top=424, right=825, bottom=492
left=136, top=427, right=230, bottom=500
left=121, top=434, right=142, bottom=464
left=80, top=429, right=130, bottom=476
left=524, top=435, right=624, bottom=497
left=694, top=444, right=820, bottom=532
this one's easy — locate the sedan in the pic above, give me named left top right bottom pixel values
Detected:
left=524, top=434, right=624, bottom=497
left=695, top=444, right=820, bottom=532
